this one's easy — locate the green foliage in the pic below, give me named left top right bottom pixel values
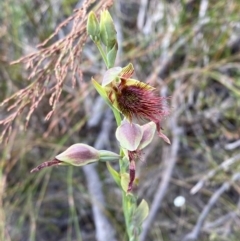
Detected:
left=132, top=199, right=149, bottom=227
left=106, top=162, right=121, bottom=187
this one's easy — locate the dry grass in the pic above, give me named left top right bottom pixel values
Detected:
left=0, top=0, right=113, bottom=143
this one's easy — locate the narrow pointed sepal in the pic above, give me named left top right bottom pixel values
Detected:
left=158, top=131, right=171, bottom=144
left=156, top=122, right=171, bottom=144
left=30, top=159, right=61, bottom=173
left=107, top=42, right=118, bottom=68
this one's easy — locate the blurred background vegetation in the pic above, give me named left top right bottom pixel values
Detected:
left=1, top=0, right=240, bottom=241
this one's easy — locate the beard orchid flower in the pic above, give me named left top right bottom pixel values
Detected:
left=102, top=63, right=170, bottom=144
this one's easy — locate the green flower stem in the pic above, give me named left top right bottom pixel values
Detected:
left=112, top=107, right=138, bottom=240
left=93, top=32, right=138, bottom=241
left=95, top=41, right=109, bottom=68
left=112, top=107, right=121, bottom=127
left=123, top=193, right=139, bottom=241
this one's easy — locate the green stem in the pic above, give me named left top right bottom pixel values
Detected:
left=112, top=111, right=134, bottom=240
left=112, top=107, right=122, bottom=127
left=94, top=35, right=138, bottom=241
left=95, top=41, right=109, bottom=68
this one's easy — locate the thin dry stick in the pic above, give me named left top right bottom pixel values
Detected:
left=204, top=211, right=238, bottom=231
left=0, top=175, right=9, bottom=241
left=184, top=173, right=240, bottom=241
left=140, top=112, right=182, bottom=241
left=190, top=153, right=240, bottom=195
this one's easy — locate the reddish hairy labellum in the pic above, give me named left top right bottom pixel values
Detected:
left=115, top=81, right=169, bottom=123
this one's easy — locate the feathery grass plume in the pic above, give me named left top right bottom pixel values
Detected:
left=0, top=0, right=114, bottom=143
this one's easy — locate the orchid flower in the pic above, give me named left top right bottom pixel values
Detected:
left=102, top=63, right=170, bottom=144
left=116, top=119, right=159, bottom=191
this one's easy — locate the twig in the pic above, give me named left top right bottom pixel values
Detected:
left=198, top=0, right=209, bottom=19
left=190, top=153, right=240, bottom=195
left=137, top=0, right=148, bottom=30
left=225, top=139, right=240, bottom=150
left=204, top=211, right=237, bottom=230
left=184, top=173, right=240, bottom=241
left=113, top=2, right=123, bottom=64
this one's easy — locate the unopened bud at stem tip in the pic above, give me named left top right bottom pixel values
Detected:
left=87, top=11, right=100, bottom=41
left=100, top=10, right=117, bottom=48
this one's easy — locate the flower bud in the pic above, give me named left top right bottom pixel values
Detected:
left=100, top=10, right=117, bottom=48
left=87, top=11, right=100, bottom=42
left=55, top=144, right=100, bottom=166
left=31, top=144, right=119, bottom=173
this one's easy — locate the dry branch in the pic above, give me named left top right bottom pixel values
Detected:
left=184, top=173, right=240, bottom=241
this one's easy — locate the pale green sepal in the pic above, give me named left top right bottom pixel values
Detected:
left=138, top=122, right=156, bottom=150
left=99, top=150, right=120, bottom=161
left=116, top=119, right=143, bottom=151
left=106, top=162, right=121, bottom=187
left=92, top=78, right=120, bottom=115
left=132, top=199, right=149, bottom=226
left=92, top=78, right=113, bottom=106
left=102, top=66, right=122, bottom=87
